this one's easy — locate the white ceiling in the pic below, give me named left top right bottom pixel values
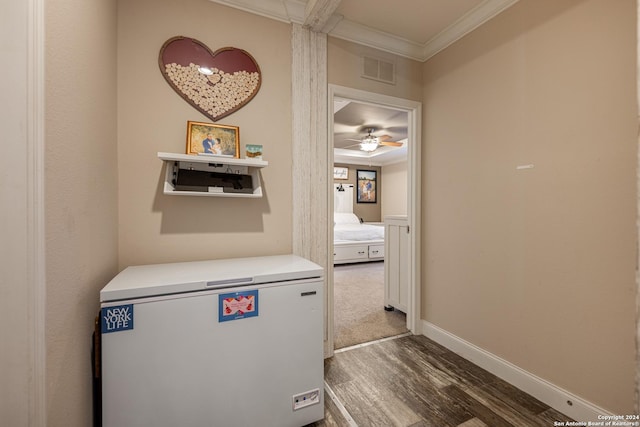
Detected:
left=333, top=99, right=409, bottom=166
left=333, top=0, right=484, bottom=46
left=208, top=0, right=519, bottom=61
left=208, top=0, right=520, bottom=165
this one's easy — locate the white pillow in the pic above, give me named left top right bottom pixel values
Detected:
left=334, top=213, right=360, bottom=225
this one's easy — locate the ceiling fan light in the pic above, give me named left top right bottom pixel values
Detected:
left=360, top=135, right=379, bottom=152
left=359, top=141, right=378, bottom=152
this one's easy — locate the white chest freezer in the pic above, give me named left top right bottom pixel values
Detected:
left=100, top=254, right=324, bottom=427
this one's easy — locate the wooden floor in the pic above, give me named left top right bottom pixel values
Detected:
left=308, top=334, right=573, bottom=427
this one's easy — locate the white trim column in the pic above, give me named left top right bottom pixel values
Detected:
left=27, top=0, right=47, bottom=424
left=291, top=24, right=332, bottom=354
left=1, top=0, right=46, bottom=425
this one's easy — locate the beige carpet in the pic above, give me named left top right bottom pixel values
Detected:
left=333, top=261, right=408, bottom=349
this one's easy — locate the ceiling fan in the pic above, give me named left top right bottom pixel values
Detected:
left=345, top=128, right=403, bottom=152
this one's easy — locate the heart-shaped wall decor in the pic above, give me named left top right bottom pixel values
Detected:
left=159, top=36, right=261, bottom=122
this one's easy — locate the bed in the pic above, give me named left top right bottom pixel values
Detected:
left=333, top=212, right=385, bottom=264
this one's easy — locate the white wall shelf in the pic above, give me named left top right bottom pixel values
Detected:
left=157, top=152, right=268, bottom=197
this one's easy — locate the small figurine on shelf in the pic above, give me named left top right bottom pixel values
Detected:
left=246, top=144, right=263, bottom=160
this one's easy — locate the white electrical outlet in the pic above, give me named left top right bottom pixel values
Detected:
left=292, top=388, right=320, bottom=411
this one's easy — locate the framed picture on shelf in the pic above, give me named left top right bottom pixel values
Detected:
left=186, top=121, right=239, bottom=157
left=333, top=166, right=348, bottom=180
left=356, top=169, right=377, bottom=203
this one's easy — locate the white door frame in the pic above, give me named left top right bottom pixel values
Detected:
left=3, top=0, right=46, bottom=424
left=326, top=84, right=422, bottom=356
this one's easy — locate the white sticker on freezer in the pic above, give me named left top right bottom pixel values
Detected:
left=101, top=304, right=134, bottom=333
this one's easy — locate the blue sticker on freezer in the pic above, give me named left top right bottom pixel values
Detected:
left=101, top=304, right=134, bottom=333
left=219, top=290, right=258, bottom=322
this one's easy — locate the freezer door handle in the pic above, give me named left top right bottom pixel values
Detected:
left=205, top=277, right=254, bottom=288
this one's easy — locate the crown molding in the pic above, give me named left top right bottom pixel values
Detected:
left=329, top=19, right=426, bottom=61
left=421, top=0, right=520, bottom=60
left=208, top=0, right=520, bottom=62
left=207, top=0, right=296, bottom=23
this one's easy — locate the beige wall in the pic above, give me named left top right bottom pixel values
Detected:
left=328, top=37, right=423, bottom=102
left=422, top=0, right=636, bottom=413
left=333, top=163, right=382, bottom=221
left=117, top=0, right=293, bottom=268
left=381, top=161, right=408, bottom=217
left=45, top=0, right=119, bottom=425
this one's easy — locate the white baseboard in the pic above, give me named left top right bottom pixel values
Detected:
left=421, top=320, right=612, bottom=422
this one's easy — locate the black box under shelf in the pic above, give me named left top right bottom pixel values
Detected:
left=173, top=169, right=254, bottom=194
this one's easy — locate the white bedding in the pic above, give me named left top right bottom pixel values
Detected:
left=334, top=213, right=384, bottom=242
left=334, top=223, right=384, bottom=242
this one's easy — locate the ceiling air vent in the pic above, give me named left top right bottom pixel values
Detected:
left=362, top=56, right=396, bottom=85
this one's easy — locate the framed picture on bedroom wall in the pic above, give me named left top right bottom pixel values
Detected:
left=333, top=166, right=348, bottom=180
left=356, top=169, right=377, bottom=203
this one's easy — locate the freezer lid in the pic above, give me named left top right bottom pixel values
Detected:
left=100, top=254, right=323, bottom=302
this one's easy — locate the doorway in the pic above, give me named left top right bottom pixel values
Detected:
left=332, top=99, right=408, bottom=349
left=326, top=85, right=422, bottom=356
